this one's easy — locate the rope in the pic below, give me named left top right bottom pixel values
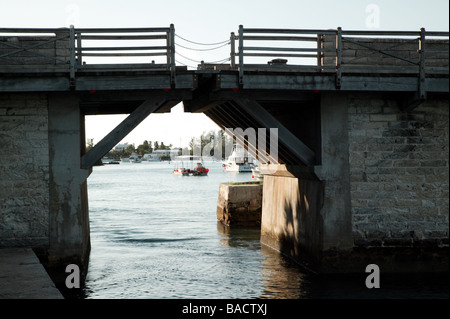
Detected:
left=176, top=52, right=230, bottom=65
left=174, top=34, right=231, bottom=68
left=175, top=33, right=230, bottom=46
left=175, top=41, right=230, bottom=52
left=176, top=52, right=202, bottom=63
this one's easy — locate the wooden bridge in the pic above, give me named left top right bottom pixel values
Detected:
left=0, top=25, right=448, bottom=277
left=1, top=25, right=448, bottom=93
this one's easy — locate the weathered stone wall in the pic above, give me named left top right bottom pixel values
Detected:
left=217, top=183, right=263, bottom=226
left=260, top=165, right=324, bottom=269
left=348, top=94, right=449, bottom=248
left=262, top=93, right=448, bottom=273
left=0, top=33, right=70, bottom=66
left=322, top=36, right=449, bottom=71
left=0, top=93, right=50, bottom=246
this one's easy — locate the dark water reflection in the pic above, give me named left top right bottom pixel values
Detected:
left=217, top=223, right=449, bottom=299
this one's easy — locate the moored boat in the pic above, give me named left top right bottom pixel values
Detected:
left=129, top=156, right=142, bottom=163
left=172, top=156, right=209, bottom=176
left=251, top=166, right=263, bottom=181
left=222, top=144, right=256, bottom=173
left=192, top=162, right=209, bottom=176
left=173, top=167, right=190, bottom=176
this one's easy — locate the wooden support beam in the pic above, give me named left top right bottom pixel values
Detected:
left=232, top=98, right=316, bottom=166
left=80, top=96, right=167, bottom=169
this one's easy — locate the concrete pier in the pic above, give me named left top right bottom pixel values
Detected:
left=260, top=94, right=449, bottom=274
left=0, top=248, right=63, bottom=299
left=217, top=182, right=263, bottom=226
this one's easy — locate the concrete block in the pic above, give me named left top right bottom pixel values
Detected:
left=217, top=183, right=263, bottom=226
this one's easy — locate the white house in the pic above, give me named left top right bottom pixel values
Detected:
left=142, top=149, right=181, bottom=161
left=114, top=143, right=132, bottom=151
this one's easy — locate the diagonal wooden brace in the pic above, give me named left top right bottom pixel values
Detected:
left=80, top=96, right=167, bottom=169
left=232, top=98, right=316, bottom=166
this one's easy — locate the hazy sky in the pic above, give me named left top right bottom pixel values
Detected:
left=2, top=0, right=448, bottom=148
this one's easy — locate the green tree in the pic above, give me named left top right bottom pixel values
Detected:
left=125, top=144, right=135, bottom=156
left=187, top=129, right=232, bottom=159
left=137, top=140, right=153, bottom=156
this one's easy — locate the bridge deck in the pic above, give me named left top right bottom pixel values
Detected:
left=1, top=26, right=448, bottom=94
left=0, top=69, right=448, bottom=93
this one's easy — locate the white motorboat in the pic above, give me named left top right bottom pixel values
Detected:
left=251, top=166, right=264, bottom=181
left=222, top=144, right=256, bottom=173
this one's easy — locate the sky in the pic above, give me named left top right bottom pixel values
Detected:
left=1, top=0, right=448, bottom=148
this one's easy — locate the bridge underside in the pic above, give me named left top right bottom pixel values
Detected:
left=1, top=67, right=448, bottom=275
left=1, top=27, right=448, bottom=287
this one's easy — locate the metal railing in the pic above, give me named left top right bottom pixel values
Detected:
left=231, top=26, right=449, bottom=91
left=0, top=25, right=177, bottom=86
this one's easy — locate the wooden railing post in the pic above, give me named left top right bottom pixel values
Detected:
left=419, top=27, right=426, bottom=100
left=230, top=32, right=236, bottom=69
left=69, top=25, right=75, bottom=87
left=76, top=29, right=82, bottom=66
left=317, top=33, right=324, bottom=71
left=238, top=25, right=244, bottom=86
left=169, top=23, right=176, bottom=87
left=336, top=27, right=342, bottom=89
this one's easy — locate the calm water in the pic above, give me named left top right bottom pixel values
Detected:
left=83, top=160, right=448, bottom=299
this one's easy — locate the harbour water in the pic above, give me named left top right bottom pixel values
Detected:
left=82, top=160, right=448, bottom=299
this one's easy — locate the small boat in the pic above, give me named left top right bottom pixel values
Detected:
left=192, top=162, right=209, bottom=176
left=173, top=167, right=190, bottom=176
left=172, top=156, right=209, bottom=176
left=222, top=144, right=256, bottom=173
left=129, top=156, right=142, bottom=163
left=251, top=166, right=263, bottom=181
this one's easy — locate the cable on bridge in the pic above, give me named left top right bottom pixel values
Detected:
left=175, top=42, right=230, bottom=52
left=175, top=33, right=230, bottom=46
left=174, top=33, right=231, bottom=69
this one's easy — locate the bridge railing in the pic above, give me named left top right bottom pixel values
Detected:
left=0, top=27, right=72, bottom=69
left=0, top=25, right=177, bottom=86
left=232, top=26, right=449, bottom=90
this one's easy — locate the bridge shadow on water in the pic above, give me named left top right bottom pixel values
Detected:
left=217, top=223, right=449, bottom=299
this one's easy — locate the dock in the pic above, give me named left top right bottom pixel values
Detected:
left=0, top=248, right=63, bottom=299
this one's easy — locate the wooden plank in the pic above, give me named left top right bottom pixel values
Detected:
left=80, top=35, right=167, bottom=40
left=74, top=27, right=170, bottom=33
left=340, top=75, right=419, bottom=91
left=74, top=74, right=172, bottom=90
left=0, top=76, right=69, bottom=92
left=425, top=77, right=449, bottom=92
left=242, top=73, right=337, bottom=90
left=76, top=63, right=169, bottom=70
left=244, top=46, right=319, bottom=52
left=232, top=98, right=315, bottom=166
left=243, top=28, right=336, bottom=35
left=243, top=53, right=317, bottom=58
left=210, top=89, right=317, bottom=102
left=80, top=52, right=167, bottom=57
left=79, top=46, right=168, bottom=51
left=80, top=96, right=167, bottom=169
left=243, top=35, right=317, bottom=41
